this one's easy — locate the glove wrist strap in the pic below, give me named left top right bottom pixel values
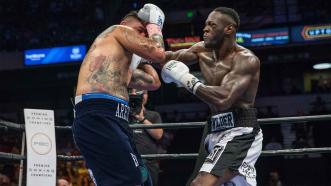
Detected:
left=180, top=73, right=203, bottom=95
left=146, top=24, right=163, bottom=38
left=192, top=82, right=202, bottom=95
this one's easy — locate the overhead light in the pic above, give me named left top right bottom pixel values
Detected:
left=313, top=63, right=331, bottom=70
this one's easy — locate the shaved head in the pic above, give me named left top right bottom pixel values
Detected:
left=213, top=7, right=240, bottom=29
left=122, top=11, right=140, bottom=21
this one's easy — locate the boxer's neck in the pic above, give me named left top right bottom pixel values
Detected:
left=214, top=38, right=236, bottom=60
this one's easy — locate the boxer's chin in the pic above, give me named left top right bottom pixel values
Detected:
left=204, top=41, right=216, bottom=49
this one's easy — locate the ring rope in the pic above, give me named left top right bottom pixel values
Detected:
left=1, top=147, right=331, bottom=161
left=130, top=114, right=331, bottom=129
left=1, top=114, right=331, bottom=130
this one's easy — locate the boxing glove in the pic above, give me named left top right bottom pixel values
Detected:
left=130, top=54, right=142, bottom=70
left=137, top=4, right=165, bottom=29
left=162, top=60, right=203, bottom=94
left=130, top=54, right=152, bottom=71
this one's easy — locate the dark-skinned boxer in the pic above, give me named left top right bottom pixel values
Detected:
left=163, top=7, right=263, bottom=186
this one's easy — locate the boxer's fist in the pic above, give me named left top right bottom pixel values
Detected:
left=138, top=4, right=165, bottom=29
left=161, top=60, right=189, bottom=84
left=161, top=60, right=202, bottom=94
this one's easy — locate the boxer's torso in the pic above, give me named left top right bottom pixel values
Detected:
left=76, top=25, right=133, bottom=101
left=196, top=45, right=259, bottom=113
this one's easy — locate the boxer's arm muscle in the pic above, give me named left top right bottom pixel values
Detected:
left=114, top=26, right=165, bottom=63
left=150, top=33, right=165, bottom=50
left=195, top=56, right=259, bottom=111
left=129, top=64, right=161, bottom=90
left=165, top=42, right=204, bottom=64
left=165, top=49, right=197, bottom=65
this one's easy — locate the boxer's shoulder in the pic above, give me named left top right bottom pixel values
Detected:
left=233, top=45, right=258, bottom=61
left=190, top=41, right=211, bottom=54
left=191, top=41, right=206, bottom=50
left=96, top=25, right=136, bottom=40
left=233, top=51, right=260, bottom=73
left=96, top=25, right=120, bottom=39
left=235, top=45, right=257, bottom=58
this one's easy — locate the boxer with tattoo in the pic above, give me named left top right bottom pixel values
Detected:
left=162, top=7, right=263, bottom=186
left=73, top=4, right=165, bottom=186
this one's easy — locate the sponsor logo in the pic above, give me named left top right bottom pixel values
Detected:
left=26, top=53, right=46, bottom=61
left=157, top=16, right=163, bottom=27
left=210, top=112, right=234, bottom=132
left=31, top=133, right=52, bottom=155
left=165, top=61, right=177, bottom=71
left=186, top=77, right=200, bottom=91
left=206, top=145, right=224, bottom=163
left=70, top=47, right=82, bottom=60
left=302, top=25, right=331, bottom=40
left=240, top=162, right=256, bottom=178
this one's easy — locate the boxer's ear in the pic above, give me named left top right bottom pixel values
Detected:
left=225, top=24, right=235, bottom=35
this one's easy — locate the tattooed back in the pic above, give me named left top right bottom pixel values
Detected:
left=76, top=25, right=134, bottom=101
left=75, top=14, right=165, bottom=101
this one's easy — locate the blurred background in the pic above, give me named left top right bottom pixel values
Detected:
left=0, top=0, right=330, bottom=185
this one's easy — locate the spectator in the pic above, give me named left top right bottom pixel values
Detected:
left=57, top=177, right=72, bottom=186
left=317, top=76, right=331, bottom=93
left=265, top=136, right=283, bottom=150
left=310, top=96, right=328, bottom=114
left=268, top=170, right=282, bottom=186
left=310, top=96, right=331, bottom=147
left=292, top=136, right=309, bottom=148
left=0, top=174, right=9, bottom=186
left=76, top=161, right=90, bottom=186
left=129, top=89, right=165, bottom=186
left=0, top=165, right=16, bottom=186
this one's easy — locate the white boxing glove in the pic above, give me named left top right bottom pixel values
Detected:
left=130, top=54, right=152, bottom=71
left=130, top=54, right=142, bottom=70
left=162, top=60, right=203, bottom=94
left=138, top=4, right=165, bottom=29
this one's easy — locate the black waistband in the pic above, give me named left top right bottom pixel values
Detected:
left=207, top=108, right=258, bottom=133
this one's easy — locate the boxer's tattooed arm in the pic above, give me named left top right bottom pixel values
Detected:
left=150, top=34, right=164, bottom=49
left=119, top=28, right=164, bottom=62
left=129, top=69, right=161, bottom=90
left=129, top=69, right=154, bottom=88
left=129, top=64, right=161, bottom=90
left=124, top=29, right=159, bottom=53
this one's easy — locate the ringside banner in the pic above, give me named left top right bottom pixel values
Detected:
left=236, top=27, right=289, bottom=46
left=24, top=109, right=56, bottom=186
left=24, top=45, right=86, bottom=66
left=291, top=24, right=331, bottom=42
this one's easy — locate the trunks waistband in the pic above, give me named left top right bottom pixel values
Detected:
left=207, top=108, right=258, bottom=133
left=74, top=93, right=130, bottom=122
left=75, top=93, right=128, bottom=105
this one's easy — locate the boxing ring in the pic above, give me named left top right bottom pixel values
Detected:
left=1, top=114, right=331, bottom=184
